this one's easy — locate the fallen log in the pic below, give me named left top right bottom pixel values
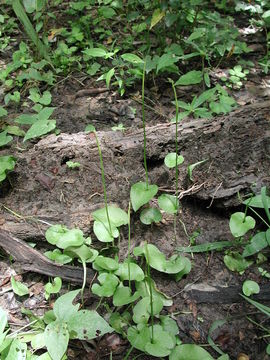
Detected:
left=0, top=230, right=94, bottom=284
left=0, top=100, right=269, bottom=241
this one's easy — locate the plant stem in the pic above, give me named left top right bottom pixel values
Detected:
left=142, top=61, right=149, bottom=188
left=81, top=261, right=87, bottom=303
left=128, top=202, right=131, bottom=289
left=171, top=80, right=180, bottom=241
left=94, top=132, right=113, bottom=239
left=145, top=244, right=154, bottom=342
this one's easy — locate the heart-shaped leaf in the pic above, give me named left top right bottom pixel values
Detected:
left=11, top=276, right=29, bottom=296
left=93, top=206, right=128, bottom=227
left=45, top=277, right=62, bottom=299
left=242, top=280, right=260, bottom=297
left=44, top=320, right=69, bottom=360
left=132, top=296, right=163, bottom=324
left=164, top=153, right=184, bottom=168
left=127, top=325, right=151, bottom=352
left=93, top=220, right=119, bottom=242
left=94, top=256, right=119, bottom=271
left=158, top=194, right=179, bottom=214
left=91, top=273, right=119, bottom=297
left=130, top=182, right=158, bottom=212
left=53, top=290, right=80, bottom=322
left=56, top=228, right=85, bottom=249
left=229, top=212, right=255, bottom=237
left=145, top=325, right=175, bottom=357
left=224, top=252, right=252, bottom=273
left=169, top=344, right=214, bottom=360
left=140, top=207, right=162, bottom=225
left=67, top=309, right=113, bottom=340
left=114, top=261, right=144, bottom=281
left=113, top=284, right=140, bottom=306
left=0, top=131, right=13, bottom=147
left=23, top=119, right=56, bottom=142
left=242, top=231, right=268, bottom=257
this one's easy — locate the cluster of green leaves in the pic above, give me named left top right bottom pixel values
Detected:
left=0, top=290, right=112, bottom=360
left=224, top=187, right=270, bottom=273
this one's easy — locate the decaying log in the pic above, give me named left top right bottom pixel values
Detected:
left=0, top=230, right=94, bottom=284
left=0, top=100, right=269, bottom=240
left=183, top=282, right=270, bottom=303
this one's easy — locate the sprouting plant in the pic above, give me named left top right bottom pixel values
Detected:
left=129, top=57, right=158, bottom=215
left=85, top=125, right=128, bottom=244
left=222, top=65, right=249, bottom=89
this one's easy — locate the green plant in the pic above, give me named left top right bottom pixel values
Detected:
left=0, top=156, right=16, bottom=183
left=222, top=65, right=249, bottom=89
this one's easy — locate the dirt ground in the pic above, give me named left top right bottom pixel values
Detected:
left=0, top=72, right=270, bottom=360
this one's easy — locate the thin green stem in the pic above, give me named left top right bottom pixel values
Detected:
left=145, top=244, right=154, bottom=342
left=95, top=132, right=113, bottom=238
left=81, top=261, right=87, bottom=303
left=142, top=61, right=149, bottom=188
left=128, top=202, right=131, bottom=289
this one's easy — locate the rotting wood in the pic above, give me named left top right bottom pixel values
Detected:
left=0, top=100, right=269, bottom=240
left=0, top=230, right=94, bottom=284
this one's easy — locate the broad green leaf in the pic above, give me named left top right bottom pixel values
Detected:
left=145, top=325, right=175, bottom=357
left=169, top=344, right=214, bottom=360
left=174, top=257, right=192, bottom=281
left=114, top=261, right=144, bottom=281
left=93, top=220, right=119, bottom=242
left=243, top=194, right=270, bottom=208
left=31, top=332, right=46, bottom=350
left=85, top=124, right=96, bottom=133
left=0, top=106, right=7, bottom=117
left=158, top=194, right=179, bottom=214
left=4, top=126, right=25, bottom=137
left=99, top=6, right=116, bottom=18
left=136, top=278, right=173, bottom=307
left=83, top=48, right=107, bottom=58
left=11, top=276, right=29, bottom=296
left=65, top=245, right=98, bottom=263
left=53, top=290, right=80, bottom=322
left=132, top=296, right=163, bottom=324
left=91, top=273, right=119, bottom=297
left=160, top=315, right=179, bottom=336
left=121, top=53, right=144, bottom=64
left=37, top=107, right=55, bottom=121
left=150, top=9, right=165, bottom=29
left=68, top=309, right=113, bottom=340
left=229, top=212, right=255, bottom=237
left=242, top=231, right=268, bottom=257
left=140, top=207, right=162, bottom=225
left=0, top=131, right=12, bottom=147
left=54, top=228, right=85, bottom=249
left=0, top=308, right=7, bottom=334
left=15, top=114, right=37, bottom=125
left=113, top=284, right=140, bottom=306
left=46, top=225, right=68, bottom=245
left=44, top=321, right=69, bottom=360
left=130, top=182, right=158, bottom=212
left=45, top=277, right=62, bottom=299
left=157, top=54, right=179, bottom=73
left=224, top=252, right=252, bottom=273
left=0, top=156, right=16, bottom=182
left=164, top=153, right=184, bottom=168
left=39, top=91, right=52, bottom=105
left=23, top=0, right=35, bottom=13
left=5, top=339, right=27, bottom=360
left=94, top=256, right=119, bottom=271
left=92, top=206, right=128, bottom=227
left=23, top=119, right=56, bottom=141
left=242, top=280, right=260, bottom=296
left=193, top=88, right=216, bottom=108
left=127, top=325, right=151, bottom=352
left=175, top=70, right=203, bottom=86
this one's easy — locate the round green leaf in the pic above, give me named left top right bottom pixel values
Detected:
left=169, top=344, right=214, bottom=360
left=145, top=325, right=175, bottom=357
left=242, top=280, right=260, bottom=297
left=46, top=225, right=67, bottom=245
left=224, top=252, right=252, bottom=273
left=91, top=273, right=119, bottom=297
left=164, top=153, right=184, bottom=168
left=44, top=249, right=72, bottom=264
left=93, top=220, right=119, bottom=242
left=11, top=276, right=29, bottom=296
left=229, top=212, right=255, bottom=237
left=92, top=206, right=128, bottom=227
left=45, top=277, right=62, bottom=297
left=158, top=194, right=179, bottom=214
left=44, top=320, right=69, bottom=360
left=113, top=284, right=140, bottom=306
left=127, top=325, right=151, bottom=352
left=85, top=124, right=96, bottom=133
left=140, top=207, right=162, bottom=225
left=55, top=228, right=85, bottom=249
left=115, top=261, right=144, bottom=281
left=94, top=255, right=119, bottom=271
left=130, top=182, right=158, bottom=212
left=121, top=53, right=144, bottom=64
